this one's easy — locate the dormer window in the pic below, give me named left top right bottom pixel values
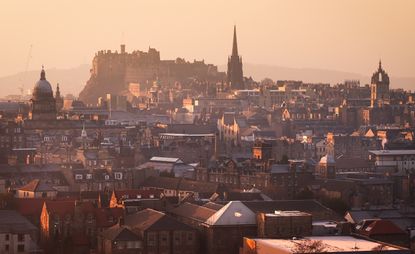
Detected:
left=114, top=172, right=122, bottom=180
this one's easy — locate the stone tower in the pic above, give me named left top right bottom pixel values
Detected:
left=370, top=60, right=390, bottom=107
left=227, top=26, right=244, bottom=90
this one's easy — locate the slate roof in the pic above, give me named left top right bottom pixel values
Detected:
left=170, top=202, right=216, bottom=222
left=166, top=124, right=216, bottom=134
left=113, top=189, right=162, bottom=200
left=206, top=201, right=256, bottom=226
left=18, top=179, right=57, bottom=192
left=101, top=225, right=140, bottom=241
left=240, top=200, right=339, bottom=221
left=202, top=202, right=224, bottom=211
left=0, top=210, right=37, bottom=234
left=141, top=176, right=219, bottom=197
left=125, top=208, right=194, bottom=232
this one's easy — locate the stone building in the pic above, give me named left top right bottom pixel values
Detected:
left=29, top=67, right=57, bottom=121
left=99, top=208, right=198, bottom=254
left=257, top=211, right=312, bottom=238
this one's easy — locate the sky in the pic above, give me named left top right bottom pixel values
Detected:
left=0, top=0, right=414, bottom=78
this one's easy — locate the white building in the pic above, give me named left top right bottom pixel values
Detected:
left=369, top=150, right=415, bottom=173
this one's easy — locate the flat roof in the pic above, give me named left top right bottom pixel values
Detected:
left=149, top=156, right=182, bottom=163
left=369, top=150, right=415, bottom=156
left=252, top=236, right=404, bottom=253
left=264, top=211, right=311, bottom=217
left=159, top=133, right=215, bottom=137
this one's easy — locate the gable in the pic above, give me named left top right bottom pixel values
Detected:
left=206, top=201, right=256, bottom=226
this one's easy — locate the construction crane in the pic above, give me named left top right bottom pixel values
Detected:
left=19, top=44, right=33, bottom=98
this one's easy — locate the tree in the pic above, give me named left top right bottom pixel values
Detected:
left=293, top=239, right=326, bottom=253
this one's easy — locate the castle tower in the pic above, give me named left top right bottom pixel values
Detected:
left=370, top=60, right=390, bottom=107
left=29, top=67, right=57, bottom=121
left=227, top=26, right=244, bottom=90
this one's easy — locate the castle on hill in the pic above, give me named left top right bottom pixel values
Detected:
left=79, top=45, right=226, bottom=104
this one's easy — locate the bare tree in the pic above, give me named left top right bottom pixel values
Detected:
left=293, top=239, right=327, bottom=253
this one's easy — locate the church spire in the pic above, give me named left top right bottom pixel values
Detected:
left=232, top=25, right=238, bottom=56
left=378, top=59, right=382, bottom=70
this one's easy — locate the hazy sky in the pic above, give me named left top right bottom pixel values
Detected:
left=0, top=0, right=414, bottom=78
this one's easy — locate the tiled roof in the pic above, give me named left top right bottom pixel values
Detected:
left=357, top=219, right=407, bottom=236
left=206, top=201, right=256, bottom=226
left=16, top=198, right=49, bottom=217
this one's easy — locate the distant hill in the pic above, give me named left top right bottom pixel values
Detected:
left=0, top=65, right=90, bottom=98
left=0, top=63, right=413, bottom=98
left=221, top=63, right=415, bottom=91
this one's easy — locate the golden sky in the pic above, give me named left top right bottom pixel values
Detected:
left=0, top=0, right=414, bottom=77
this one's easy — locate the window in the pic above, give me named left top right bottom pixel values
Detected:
left=160, top=232, right=168, bottom=246
left=114, top=172, right=123, bottom=180
left=5, top=244, right=9, bottom=251
left=75, top=174, right=83, bottom=180
left=187, top=232, right=194, bottom=245
left=147, top=233, right=156, bottom=246
left=5, top=234, right=9, bottom=241
left=17, top=244, right=25, bottom=252
left=18, top=234, right=24, bottom=242
left=173, top=231, right=181, bottom=246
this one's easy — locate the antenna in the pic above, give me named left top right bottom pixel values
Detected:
left=19, top=44, right=33, bottom=98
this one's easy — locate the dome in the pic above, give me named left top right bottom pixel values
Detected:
left=33, top=68, right=53, bottom=99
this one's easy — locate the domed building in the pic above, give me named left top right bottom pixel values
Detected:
left=370, top=60, right=390, bottom=107
left=29, top=67, right=57, bottom=120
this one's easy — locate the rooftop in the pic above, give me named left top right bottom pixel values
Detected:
left=369, top=150, right=415, bottom=156
left=250, top=236, right=406, bottom=253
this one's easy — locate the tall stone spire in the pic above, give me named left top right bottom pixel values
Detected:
left=227, top=26, right=244, bottom=90
left=232, top=25, right=238, bottom=56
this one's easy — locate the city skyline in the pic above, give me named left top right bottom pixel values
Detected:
left=0, top=0, right=414, bottom=79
